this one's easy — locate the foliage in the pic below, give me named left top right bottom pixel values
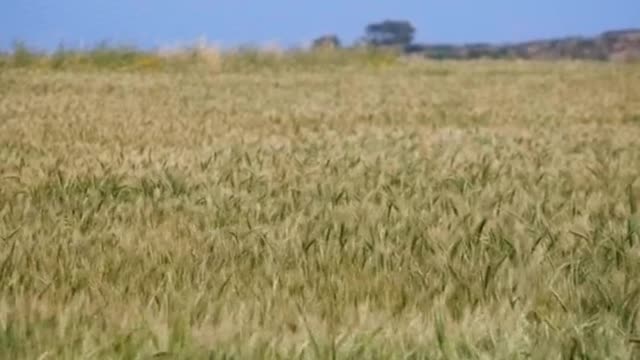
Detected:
left=0, top=43, right=401, bottom=72
left=363, top=20, right=416, bottom=48
left=312, top=34, right=342, bottom=50
left=10, top=41, right=40, bottom=67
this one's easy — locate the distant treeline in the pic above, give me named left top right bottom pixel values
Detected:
left=2, top=20, right=639, bottom=70
left=313, top=20, right=640, bottom=62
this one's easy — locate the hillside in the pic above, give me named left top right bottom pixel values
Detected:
left=406, top=28, right=640, bottom=61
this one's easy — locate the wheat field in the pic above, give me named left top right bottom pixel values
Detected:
left=1, top=55, right=640, bottom=359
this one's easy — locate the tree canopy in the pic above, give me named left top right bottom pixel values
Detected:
left=363, top=20, right=416, bottom=47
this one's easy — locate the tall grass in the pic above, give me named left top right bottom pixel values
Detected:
left=0, top=42, right=401, bottom=73
left=0, top=48, right=639, bottom=358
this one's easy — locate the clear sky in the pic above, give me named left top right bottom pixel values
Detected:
left=1, top=1, right=639, bottom=51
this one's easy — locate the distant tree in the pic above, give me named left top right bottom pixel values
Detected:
left=312, top=34, right=341, bottom=50
left=363, top=20, right=416, bottom=47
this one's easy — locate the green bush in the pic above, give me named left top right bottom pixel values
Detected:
left=11, top=41, right=38, bottom=67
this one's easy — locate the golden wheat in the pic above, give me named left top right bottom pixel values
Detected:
left=0, top=57, right=639, bottom=359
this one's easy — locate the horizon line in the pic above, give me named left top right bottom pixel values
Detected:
left=3, top=26, right=639, bottom=54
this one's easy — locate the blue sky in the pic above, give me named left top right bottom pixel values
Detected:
left=1, top=1, right=639, bottom=51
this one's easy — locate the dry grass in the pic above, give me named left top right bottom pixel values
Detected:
left=1, top=55, right=640, bottom=359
